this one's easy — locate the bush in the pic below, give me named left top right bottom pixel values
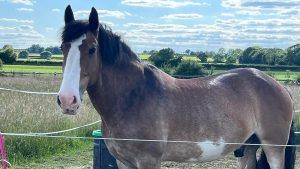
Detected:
left=40, top=51, right=52, bottom=59
left=174, top=60, right=208, bottom=76
left=18, top=50, right=29, bottom=58
left=149, top=48, right=175, bottom=67
left=0, top=59, right=3, bottom=69
left=0, top=47, right=17, bottom=64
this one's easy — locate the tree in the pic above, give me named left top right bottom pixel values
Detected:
left=213, top=53, right=225, bottom=63
left=27, top=44, right=44, bottom=53
left=0, top=59, right=3, bottom=69
left=287, top=44, right=300, bottom=65
left=149, top=48, right=175, bottom=67
left=197, top=51, right=209, bottom=63
left=2, top=44, right=13, bottom=50
left=0, top=46, right=17, bottom=64
left=18, top=50, right=29, bottom=58
left=40, top=51, right=52, bottom=59
left=174, top=60, right=208, bottom=76
left=226, top=56, right=237, bottom=64
left=45, top=46, right=62, bottom=55
left=185, top=49, right=191, bottom=55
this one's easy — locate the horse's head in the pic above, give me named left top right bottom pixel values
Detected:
left=57, top=5, right=100, bottom=115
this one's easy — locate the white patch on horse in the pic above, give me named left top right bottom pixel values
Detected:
left=59, top=34, right=86, bottom=102
left=209, top=73, right=236, bottom=86
left=197, top=139, right=225, bottom=161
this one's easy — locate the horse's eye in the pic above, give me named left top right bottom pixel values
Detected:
left=89, top=47, right=96, bottom=55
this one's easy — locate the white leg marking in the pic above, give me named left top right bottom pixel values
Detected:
left=59, top=34, right=86, bottom=107
left=197, top=138, right=226, bottom=161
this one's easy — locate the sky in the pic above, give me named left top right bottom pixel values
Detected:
left=0, top=0, right=300, bottom=53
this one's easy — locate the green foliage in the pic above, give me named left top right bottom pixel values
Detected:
left=27, top=44, right=45, bottom=53
left=160, top=64, right=174, bottom=74
left=0, top=59, right=3, bottom=69
left=18, top=50, right=29, bottom=58
left=213, top=53, right=225, bottom=63
left=149, top=48, right=175, bottom=67
left=45, top=46, right=62, bottom=55
left=0, top=46, right=17, bottom=64
left=239, top=46, right=287, bottom=65
left=40, top=51, right=52, bottom=59
left=287, top=45, right=300, bottom=65
left=174, top=60, right=208, bottom=76
left=198, top=51, right=209, bottom=63
left=226, top=56, right=237, bottom=64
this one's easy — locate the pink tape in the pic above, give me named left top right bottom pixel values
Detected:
left=0, top=132, right=7, bottom=169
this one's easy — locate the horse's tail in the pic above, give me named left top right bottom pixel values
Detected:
left=257, top=121, right=296, bottom=169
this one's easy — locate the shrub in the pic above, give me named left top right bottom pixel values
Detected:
left=40, top=51, right=52, bottom=59
left=0, top=59, right=3, bottom=69
left=149, top=48, right=175, bottom=67
left=226, top=56, right=237, bottom=64
left=174, top=60, right=208, bottom=76
left=0, top=46, right=17, bottom=64
left=18, top=50, right=29, bottom=58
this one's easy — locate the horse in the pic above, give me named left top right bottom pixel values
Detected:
left=57, top=5, right=296, bottom=169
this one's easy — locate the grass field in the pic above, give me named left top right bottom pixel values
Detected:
left=0, top=76, right=100, bottom=164
left=2, top=65, right=62, bottom=73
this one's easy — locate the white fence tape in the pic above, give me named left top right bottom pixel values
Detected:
left=0, top=87, right=57, bottom=95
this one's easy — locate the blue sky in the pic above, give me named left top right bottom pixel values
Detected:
left=0, top=0, right=300, bottom=52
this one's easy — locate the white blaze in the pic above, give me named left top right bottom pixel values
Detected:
left=59, top=34, right=86, bottom=106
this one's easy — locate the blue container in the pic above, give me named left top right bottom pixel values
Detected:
left=92, top=130, right=118, bottom=169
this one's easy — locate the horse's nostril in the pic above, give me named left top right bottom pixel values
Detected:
left=57, top=95, right=61, bottom=106
left=72, top=96, right=77, bottom=104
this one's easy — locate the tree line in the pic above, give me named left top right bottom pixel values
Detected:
left=144, top=44, right=300, bottom=66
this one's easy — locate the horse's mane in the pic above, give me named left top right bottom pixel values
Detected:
left=61, top=20, right=139, bottom=64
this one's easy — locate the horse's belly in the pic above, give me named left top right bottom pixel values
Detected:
left=163, top=138, right=238, bottom=163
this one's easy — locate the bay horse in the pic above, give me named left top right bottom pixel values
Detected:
left=57, top=5, right=296, bottom=169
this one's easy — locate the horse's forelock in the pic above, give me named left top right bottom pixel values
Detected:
left=62, top=20, right=89, bottom=43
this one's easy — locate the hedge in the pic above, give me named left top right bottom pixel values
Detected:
left=200, top=63, right=300, bottom=71
left=12, top=60, right=62, bottom=66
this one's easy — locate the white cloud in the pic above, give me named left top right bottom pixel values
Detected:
left=221, top=13, right=235, bottom=17
left=121, top=17, right=300, bottom=51
left=236, top=10, right=261, bottom=16
left=121, top=0, right=208, bottom=8
left=17, top=7, right=34, bottom=12
left=51, top=8, right=60, bottom=12
left=75, top=9, right=126, bottom=19
left=9, top=0, right=35, bottom=5
left=0, top=18, right=34, bottom=24
left=161, top=13, right=203, bottom=20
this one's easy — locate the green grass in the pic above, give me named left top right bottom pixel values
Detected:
left=2, top=65, right=62, bottom=73
left=138, top=54, right=150, bottom=60
left=0, top=76, right=100, bottom=165
left=182, top=56, right=200, bottom=61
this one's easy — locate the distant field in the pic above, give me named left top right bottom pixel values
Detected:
left=138, top=54, right=150, bottom=60
left=2, top=65, right=62, bottom=73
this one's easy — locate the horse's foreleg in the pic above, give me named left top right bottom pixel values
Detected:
left=136, top=156, right=162, bottom=169
left=116, top=160, right=137, bottom=169
left=237, top=145, right=259, bottom=169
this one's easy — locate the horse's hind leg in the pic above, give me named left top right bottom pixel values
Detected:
left=260, top=145, right=285, bottom=169
left=238, top=145, right=259, bottom=169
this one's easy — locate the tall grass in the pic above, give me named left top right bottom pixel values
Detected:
left=0, top=76, right=100, bottom=164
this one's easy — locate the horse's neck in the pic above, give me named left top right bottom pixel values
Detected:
left=87, top=61, right=145, bottom=123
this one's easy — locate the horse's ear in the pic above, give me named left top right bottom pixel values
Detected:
left=64, top=5, right=74, bottom=25
left=89, top=7, right=99, bottom=31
